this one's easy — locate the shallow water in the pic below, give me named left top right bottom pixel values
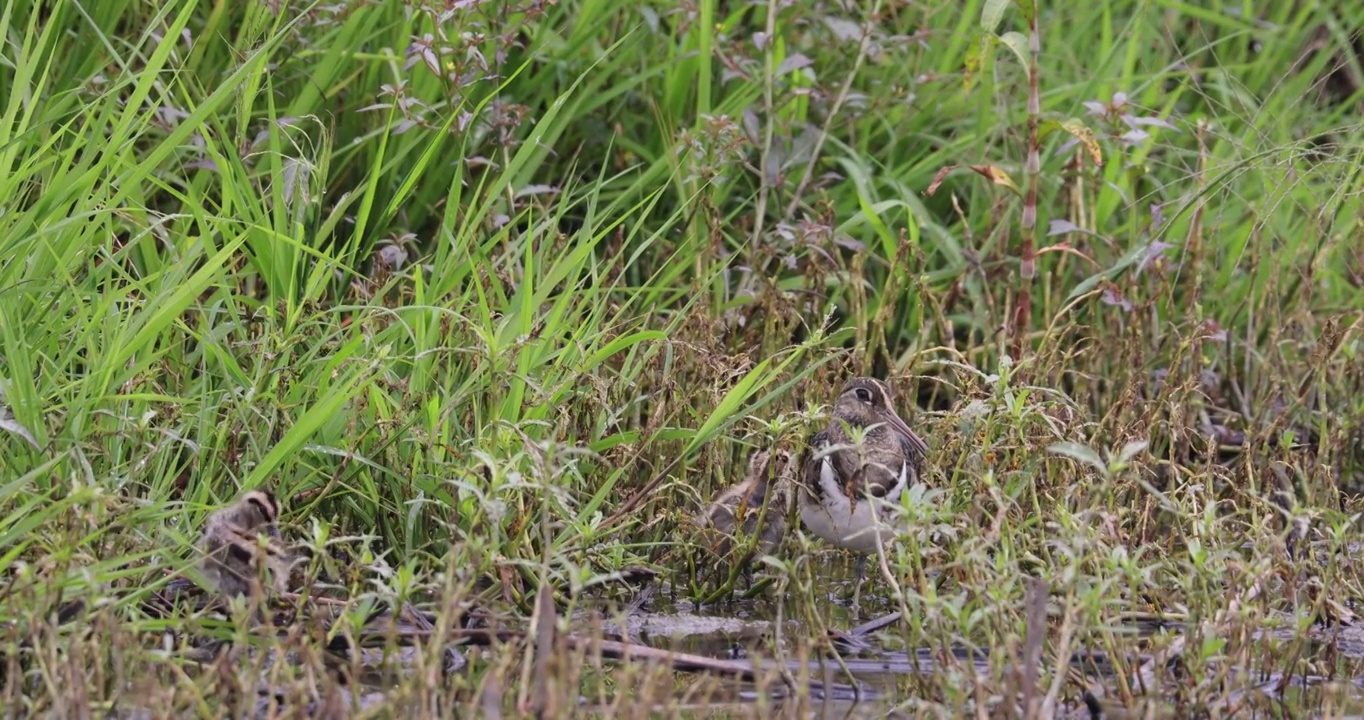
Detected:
left=566, top=552, right=1364, bottom=718
left=253, top=550, right=1364, bottom=717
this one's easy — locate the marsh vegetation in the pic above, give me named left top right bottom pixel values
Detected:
left=2, top=0, right=1363, bottom=716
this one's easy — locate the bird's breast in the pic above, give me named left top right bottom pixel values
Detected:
left=797, top=455, right=905, bottom=554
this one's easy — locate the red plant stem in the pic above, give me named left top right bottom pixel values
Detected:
left=1015, top=1, right=1042, bottom=358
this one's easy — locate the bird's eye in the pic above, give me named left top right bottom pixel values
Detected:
left=854, top=388, right=873, bottom=403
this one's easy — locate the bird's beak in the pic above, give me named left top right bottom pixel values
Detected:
left=882, top=410, right=929, bottom=456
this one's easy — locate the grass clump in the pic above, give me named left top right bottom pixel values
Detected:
left=1, top=0, right=1363, bottom=716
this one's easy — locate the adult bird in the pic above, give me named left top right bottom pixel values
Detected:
left=798, top=377, right=928, bottom=611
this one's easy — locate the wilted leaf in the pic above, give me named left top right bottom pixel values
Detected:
left=924, top=165, right=957, bottom=196
left=1035, top=242, right=1099, bottom=267
left=925, top=164, right=1019, bottom=196
left=1047, top=442, right=1106, bottom=475
left=1042, top=118, right=1103, bottom=167
left=970, top=164, right=1019, bottom=194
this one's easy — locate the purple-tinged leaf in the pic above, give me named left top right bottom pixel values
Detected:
left=1149, top=203, right=1166, bottom=230
left=776, top=53, right=813, bottom=77
left=1136, top=240, right=1172, bottom=275
left=392, top=119, right=418, bottom=135
left=753, top=31, right=769, bottom=50
left=823, top=16, right=863, bottom=41
left=1105, top=181, right=1130, bottom=204
left=1201, top=319, right=1228, bottom=342
left=423, top=47, right=441, bottom=76
left=1128, top=115, right=1178, bottom=130
left=157, top=105, right=190, bottom=126
left=834, top=234, right=866, bottom=251
left=376, top=243, right=409, bottom=270
left=1047, top=218, right=1081, bottom=236
left=742, top=109, right=761, bottom=145
left=468, top=47, right=488, bottom=73
left=1100, top=287, right=1133, bottom=312
left=1082, top=100, right=1107, bottom=117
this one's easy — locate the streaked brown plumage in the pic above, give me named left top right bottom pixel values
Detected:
left=699, top=448, right=797, bottom=557
left=798, top=377, right=928, bottom=609
left=198, top=489, right=295, bottom=599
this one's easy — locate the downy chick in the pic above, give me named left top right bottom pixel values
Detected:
left=699, top=448, right=797, bottom=559
left=198, top=489, right=295, bottom=599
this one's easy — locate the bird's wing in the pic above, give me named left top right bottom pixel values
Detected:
left=897, top=429, right=928, bottom=472
left=899, top=425, right=929, bottom=459
left=800, top=429, right=834, bottom=501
